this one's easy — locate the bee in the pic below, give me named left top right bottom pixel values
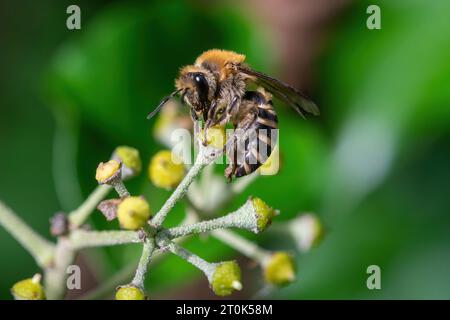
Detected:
left=148, top=49, right=319, bottom=122
left=223, top=88, right=278, bottom=180
left=148, top=49, right=319, bottom=179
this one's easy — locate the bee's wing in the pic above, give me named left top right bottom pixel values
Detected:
left=238, top=65, right=319, bottom=117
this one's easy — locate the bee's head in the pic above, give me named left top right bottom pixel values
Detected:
left=176, top=66, right=216, bottom=111
left=148, top=66, right=216, bottom=120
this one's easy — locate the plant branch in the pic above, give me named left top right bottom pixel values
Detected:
left=111, top=180, right=130, bottom=198
left=131, top=238, right=155, bottom=289
left=0, top=200, right=55, bottom=268
left=78, top=210, right=197, bottom=300
left=163, top=199, right=258, bottom=239
left=44, top=237, right=76, bottom=299
left=69, top=229, right=142, bottom=250
left=151, top=144, right=220, bottom=228
left=68, top=185, right=111, bottom=228
left=155, top=234, right=216, bottom=280
left=211, top=229, right=270, bottom=265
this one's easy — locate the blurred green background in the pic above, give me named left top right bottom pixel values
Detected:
left=1, top=0, right=450, bottom=299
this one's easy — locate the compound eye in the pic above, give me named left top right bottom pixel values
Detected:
left=192, top=73, right=209, bottom=102
left=193, top=73, right=207, bottom=85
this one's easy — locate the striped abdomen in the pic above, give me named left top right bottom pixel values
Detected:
left=234, top=91, right=278, bottom=178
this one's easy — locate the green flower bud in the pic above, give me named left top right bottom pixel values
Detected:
left=117, top=196, right=151, bottom=230
left=252, top=197, right=277, bottom=232
left=113, top=146, right=142, bottom=177
left=95, top=160, right=121, bottom=184
left=211, top=261, right=242, bottom=296
left=11, top=274, right=46, bottom=300
left=115, top=285, right=146, bottom=300
left=263, top=252, right=296, bottom=286
left=148, top=150, right=185, bottom=190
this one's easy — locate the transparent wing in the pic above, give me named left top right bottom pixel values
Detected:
left=238, top=65, right=319, bottom=117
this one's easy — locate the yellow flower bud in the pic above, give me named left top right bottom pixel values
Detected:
left=252, top=197, right=277, bottom=232
left=95, top=160, right=121, bottom=184
left=11, top=274, right=46, bottom=300
left=115, top=285, right=146, bottom=300
left=211, top=261, right=242, bottom=296
left=263, top=252, right=296, bottom=286
left=117, top=196, right=151, bottom=230
left=201, top=125, right=226, bottom=149
left=148, top=150, right=185, bottom=190
left=258, top=145, right=280, bottom=176
left=114, top=146, right=142, bottom=175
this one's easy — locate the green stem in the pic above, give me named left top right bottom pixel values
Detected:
left=211, top=229, right=270, bottom=264
left=164, top=200, right=258, bottom=239
left=112, top=180, right=130, bottom=198
left=44, top=237, right=76, bottom=299
left=0, top=200, right=55, bottom=268
left=131, top=238, right=155, bottom=289
left=79, top=211, right=198, bottom=300
left=69, top=229, right=141, bottom=250
left=155, top=234, right=216, bottom=279
left=151, top=151, right=209, bottom=228
left=68, top=185, right=111, bottom=228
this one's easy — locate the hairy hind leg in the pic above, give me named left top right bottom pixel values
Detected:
left=224, top=127, right=238, bottom=182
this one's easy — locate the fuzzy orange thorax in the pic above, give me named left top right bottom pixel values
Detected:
left=195, top=49, right=246, bottom=81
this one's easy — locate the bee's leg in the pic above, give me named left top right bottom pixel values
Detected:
left=224, top=166, right=234, bottom=182
left=202, top=102, right=215, bottom=146
left=224, top=140, right=236, bottom=182
left=227, top=96, right=239, bottom=116
left=190, top=110, right=201, bottom=147
left=224, top=125, right=238, bottom=182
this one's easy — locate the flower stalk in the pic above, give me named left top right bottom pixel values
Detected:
left=151, top=144, right=220, bottom=228
left=68, top=184, right=111, bottom=228
left=163, top=199, right=260, bottom=239
left=211, top=229, right=271, bottom=265
left=131, top=238, right=155, bottom=290
left=155, top=233, right=216, bottom=278
left=0, top=201, right=55, bottom=268
left=69, top=229, right=142, bottom=250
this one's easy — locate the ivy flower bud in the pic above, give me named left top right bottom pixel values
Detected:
left=252, top=197, right=277, bottom=232
left=263, top=252, right=296, bottom=286
left=95, top=160, right=121, bottom=184
left=258, top=145, right=280, bottom=176
left=201, top=125, right=226, bottom=149
left=153, top=100, right=192, bottom=148
left=148, top=150, right=185, bottom=190
left=211, top=261, right=242, bottom=297
left=115, top=285, right=146, bottom=300
left=218, top=198, right=278, bottom=234
left=113, top=146, right=142, bottom=179
left=117, top=196, right=151, bottom=230
left=288, top=213, right=324, bottom=252
left=11, top=274, right=45, bottom=300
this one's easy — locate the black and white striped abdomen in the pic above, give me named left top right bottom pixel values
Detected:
left=234, top=91, right=278, bottom=178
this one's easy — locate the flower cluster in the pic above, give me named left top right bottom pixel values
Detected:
left=2, top=111, right=324, bottom=300
left=91, top=141, right=281, bottom=298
